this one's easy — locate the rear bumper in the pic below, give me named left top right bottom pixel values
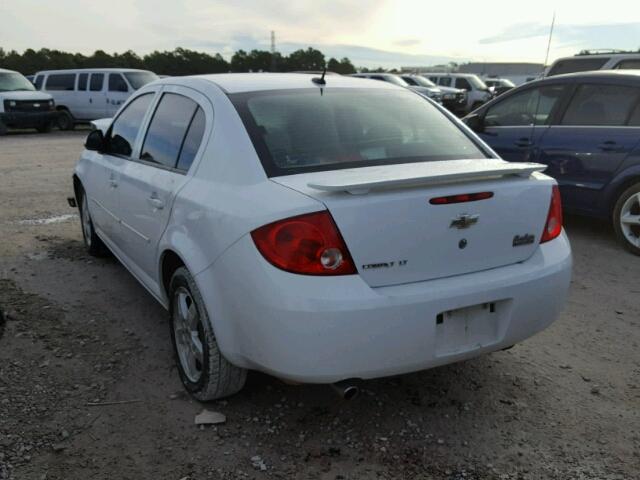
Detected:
left=196, top=232, right=572, bottom=383
left=0, top=111, right=58, bottom=128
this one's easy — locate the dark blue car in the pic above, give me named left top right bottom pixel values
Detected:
left=464, top=70, right=640, bottom=255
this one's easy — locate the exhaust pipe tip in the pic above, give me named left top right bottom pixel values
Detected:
left=331, top=380, right=360, bottom=400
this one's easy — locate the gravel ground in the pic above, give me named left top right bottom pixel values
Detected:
left=0, top=130, right=638, bottom=480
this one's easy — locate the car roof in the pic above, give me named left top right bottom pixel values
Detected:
left=553, top=52, right=640, bottom=61
left=427, top=73, right=475, bottom=77
left=542, top=69, right=640, bottom=82
left=0, top=68, right=19, bottom=74
left=35, top=68, right=152, bottom=74
left=174, top=73, right=402, bottom=94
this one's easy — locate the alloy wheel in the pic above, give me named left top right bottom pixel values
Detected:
left=81, top=195, right=92, bottom=247
left=173, top=287, right=205, bottom=383
left=620, top=192, right=640, bottom=249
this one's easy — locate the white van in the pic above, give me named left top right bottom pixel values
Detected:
left=33, top=68, right=158, bottom=129
left=0, top=68, right=57, bottom=135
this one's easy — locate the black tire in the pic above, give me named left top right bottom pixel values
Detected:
left=0, top=120, right=7, bottom=136
left=78, top=188, right=109, bottom=257
left=613, top=183, right=640, bottom=255
left=36, top=122, right=52, bottom=133
left=169, top=266, right=247, bottom=401
left=56, top=109, right=75, bottom=131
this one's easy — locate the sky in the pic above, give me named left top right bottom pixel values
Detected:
left=1, top=0, right=640, bottom=68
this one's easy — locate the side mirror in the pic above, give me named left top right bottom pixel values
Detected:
left=85, top=129, right=105, bottom=152
left=464, top=113, right=485, bottom=133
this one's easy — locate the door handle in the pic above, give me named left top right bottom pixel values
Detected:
left=598, top=140, right=619, bottom=151
left=147, top=196, right=165, bottom=210
left=108, top=179, right=118, bottom=188
left=515, top=137, right=533, bottom=147
left=89, top=98, right=92, bottom=104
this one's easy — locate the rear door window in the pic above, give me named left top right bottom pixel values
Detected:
left=140, top=93, right=199, bottom=169
left=438, top=77, right=452, bottom=87
left=177, top=107, right=206, bottom=172
left=78, top=73, right=88, bottom=91
left=485, top=85, right=566, bottom=126
left=627, top=102, right=640, bottom=126
left=614, top=59, right=640, bottom=69
left=561, top=84, right=640, bottom=126
left=90, top=73, right=104, bottom=92
left=45, top=74, right=76, bottom=91
left=106, top=93, right=154, bottom=157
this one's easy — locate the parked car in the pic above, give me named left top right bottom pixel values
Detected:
left=33, top=68, right=158, bottom=130
left=428, top=73, right=493, bottom=113
left=400, top=74, right=467, bottom=114
left=463, top=70, right=640, bottom=255
left=546, top=49, right=640, bottom=77
left=71, top=73, right=571, bottom=400
left=351, top=73, right=443, bottom=103
left=0, top=68, right=57, bottom=135
left=484, top=78, right=515, bottom=96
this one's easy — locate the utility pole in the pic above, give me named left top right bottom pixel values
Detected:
left=270, top=30, right=277, bottom=72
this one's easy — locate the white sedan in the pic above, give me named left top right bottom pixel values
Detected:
left=71, top=73, right=572, bottom=400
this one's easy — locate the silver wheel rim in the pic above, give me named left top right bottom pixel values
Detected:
left=81, top=195, right=92, bottom=247
left=173, top=287, right=204, bottom=383
left=620, top=192, right=640, bottom=248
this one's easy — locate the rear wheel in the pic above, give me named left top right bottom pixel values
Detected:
left=56, top=109, right=75, bottom=131
left=79, top=189, right=108, bottom=257
left=169, top=267, right=247, bottom=401
left=0, top=120, right=7, bottom=136
left=613, top=183, right=640, bottom=255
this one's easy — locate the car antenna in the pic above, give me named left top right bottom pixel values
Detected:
left=528, top=11, right=555, bottom=161
left=312, top=67, right=327, bottom=86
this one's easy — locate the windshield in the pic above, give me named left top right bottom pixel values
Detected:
left=123, top=71, right=159, bottom=90
left=380, top=75, right=409, bottom=87
left=467, top=75, right=489, bottom=91
left=410, top=76, right=437, bottom=88
left=0, top=72, right=36, bottom=92
left=231, top=88, right=487, bottom=176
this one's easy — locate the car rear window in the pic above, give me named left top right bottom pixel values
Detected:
left=547, top=57, right=609, bottom=76
left=230, top=88, right=487, bottom=176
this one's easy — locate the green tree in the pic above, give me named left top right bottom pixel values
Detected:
left=0, top=46, right=358, bottom=77
left=284, top=47, right=325, bottom=71
left=327, top=57, right=356, bottom=74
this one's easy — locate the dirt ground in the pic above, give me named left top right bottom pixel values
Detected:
left=0, top=130, right=638, bottom=480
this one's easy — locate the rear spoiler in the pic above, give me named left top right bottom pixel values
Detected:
left=306, top=159, right=547, bottom=194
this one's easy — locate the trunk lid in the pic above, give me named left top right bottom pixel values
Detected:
left=272, top=159, right=554, bottom=287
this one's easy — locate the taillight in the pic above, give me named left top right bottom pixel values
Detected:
left=430, top=191, right=493, bottom=205
left=541, top=185, right=563, bottom=243
left=251, top=211, right=357, bottom=276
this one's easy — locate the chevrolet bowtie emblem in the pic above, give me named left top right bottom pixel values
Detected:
left=450, top=214, right=479, bottom=229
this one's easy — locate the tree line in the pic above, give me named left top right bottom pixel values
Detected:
left=0, top=47, right=357, bottom=76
